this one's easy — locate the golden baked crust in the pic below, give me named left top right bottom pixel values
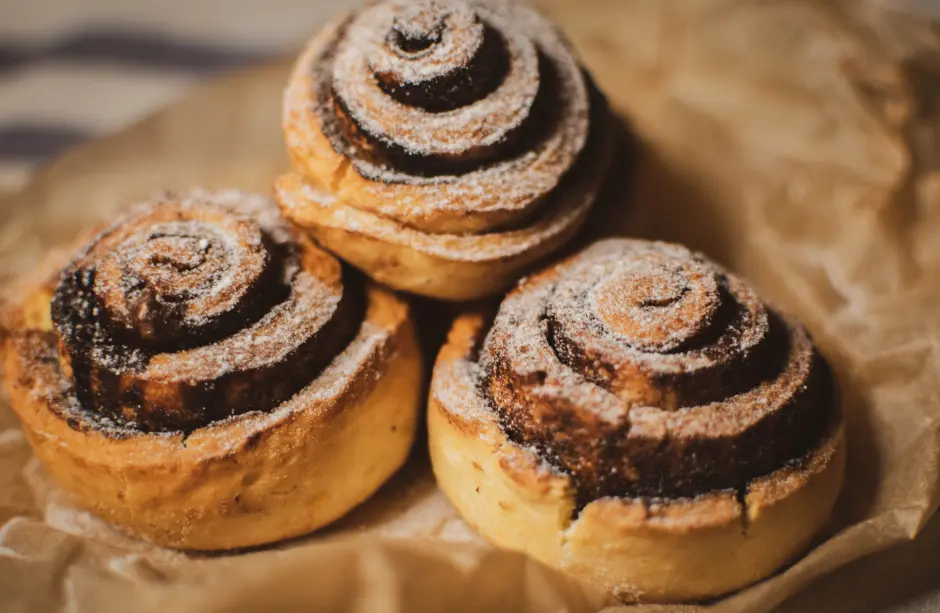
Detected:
left=275, top=0, right=615, bottom=300
left=427, top=239, right=845, bottom=602
left=1, top=190, right=423, bottom=550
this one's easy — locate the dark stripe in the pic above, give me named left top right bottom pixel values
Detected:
left=0, top=30, right=277, bottom=75
left=0, top=125, right=93, bottom=160
left=0, top=48, right=27, bottom=71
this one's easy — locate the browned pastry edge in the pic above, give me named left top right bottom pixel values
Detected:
left=277, top=0, right=617, bottom=301
left=0, top=192, right=424, bottom=550
left=48, top=191, right=368, bottom=433
left=472, top=239, right=837, bottom=507
left=282, top=0, right=598, bottom=234
left=276, top=87, right=615, bottom=301
left=428, top=310, right=844, bottom=603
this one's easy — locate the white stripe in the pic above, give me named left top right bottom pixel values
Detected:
left=0, top=63, right=198, bottom=132
left=0, top=163, right=33, bottom=195
left=0, top=0, right=355, bottom=50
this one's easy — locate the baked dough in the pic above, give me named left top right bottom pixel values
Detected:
left=428, top=239, right=845, bottom=602
left=275, top=0, right=615, bottom=300
left=2, top=189, right=423, bottom=550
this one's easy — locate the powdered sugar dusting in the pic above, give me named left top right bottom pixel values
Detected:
left=546, top=241, right=770, bottom=377
left=433, top=238, right=837, bottom=504
left=20, top=314, right=394, bottom=443
left=145, top=272, right=342, bottom=379
left=284, top=172, right=593, bottom=262
left=88, top=193, right=276, bottom=341
left=45, top=189, right=381, bottom=433
left=282, top=0, right=604, bottom=231
left=333, top=1, right=542, bottom=156
left=371, top=1, right=482, bottom=83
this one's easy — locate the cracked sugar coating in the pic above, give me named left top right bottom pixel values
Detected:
left=469, top=239, right=837, bottom=507
left=49, top=190, right=368, bottom=433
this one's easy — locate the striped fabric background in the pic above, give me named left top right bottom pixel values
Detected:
left=0, top=0, right=359, bottom=195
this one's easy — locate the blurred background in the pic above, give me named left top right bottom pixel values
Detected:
left=3, top=0, right=940, bottom=197
left=0, top=0, right=937, bottom=195
left=0, top=0, right=362, bottom=194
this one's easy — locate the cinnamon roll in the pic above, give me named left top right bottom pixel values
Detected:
left=275, top=0, right=615, bottom=301
left=428, top=239, right=844, bottom=602
left=1, top=190, right=422, bottom=550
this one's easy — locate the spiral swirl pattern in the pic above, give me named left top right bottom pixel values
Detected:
left=477, top=240, right=836, bottom=506
left=50, top=191, right=361, bottom=432
left=286, top=0, right=601, bottom=234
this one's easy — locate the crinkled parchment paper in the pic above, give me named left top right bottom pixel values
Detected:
left=1, top=1, right=939, bottom=612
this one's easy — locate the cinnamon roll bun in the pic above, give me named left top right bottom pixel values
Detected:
left=428, top=239, right=844, bottom=602
left=1, top=190, right=422, bottom=550
left=275, top=0, right=615, bottom=301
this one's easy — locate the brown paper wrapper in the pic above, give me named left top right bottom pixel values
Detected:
left=2, top=1, right=939, bottom=611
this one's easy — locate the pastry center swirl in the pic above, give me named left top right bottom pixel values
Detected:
left=368, top=1, right=508, bottom=113
left=301, top=0, right=593, bottom=206
left=282, top=0, right=614, bottom=236
left=390, top=5, right=447, bottom=52
left=329, top=0, right=547, bottom=171
left=479, top=240, right=836, bottom=506
left=50, top=193, right=362, bottom=433
left=589, top=253, right=721, bottom=353
left=93, top=214, right=273, bottom=345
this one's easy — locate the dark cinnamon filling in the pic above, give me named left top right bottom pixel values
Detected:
left=11, top=331, right=140, bottom=440
left=49, top=198, right=363, bottom=434
left=388, top=9, right=444, bottom=54
left=549, top=290, right=791, bottom=409
left=328, top=47, right=559, bottom=178
left=377, top=23, right=509, bottom=112
left=476, top=242, right=837, bottom=508
left=307, top=1, right=590, bottom=183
